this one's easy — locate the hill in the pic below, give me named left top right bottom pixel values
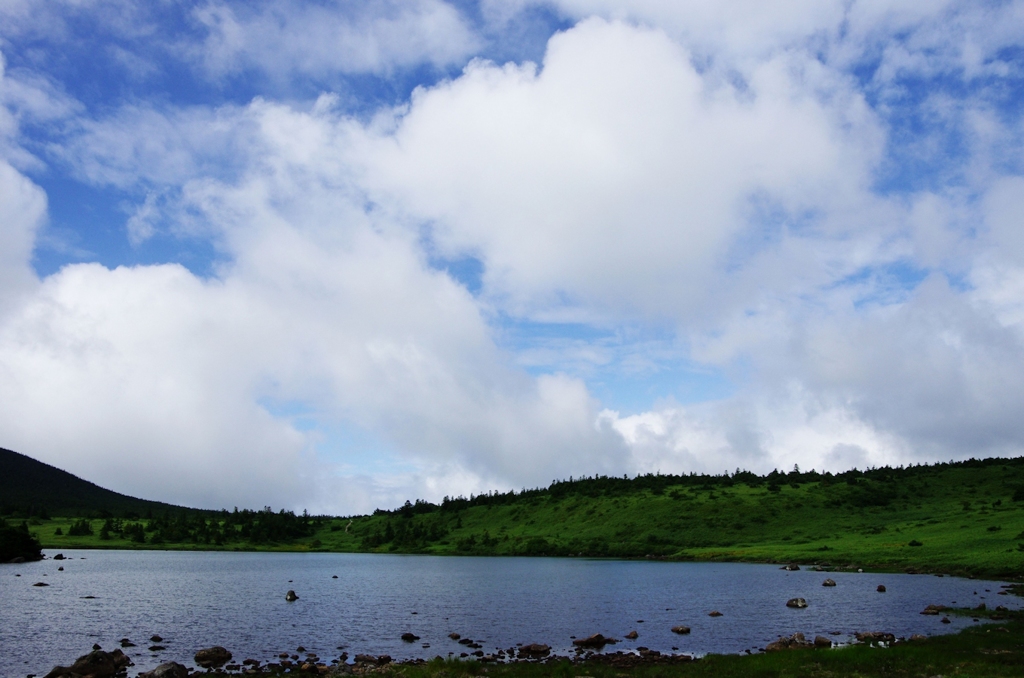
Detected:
left=325, top=456, right=1024, bottom=578
left=0, top=446, right=194, bottom=519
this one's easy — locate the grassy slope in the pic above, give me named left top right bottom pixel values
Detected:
left=334, top=458, right=1024, bottom=578
left=13, top=456, right=1024, bottom=578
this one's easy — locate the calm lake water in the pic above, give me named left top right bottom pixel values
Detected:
left=1, top=550, right=1019, bottom=676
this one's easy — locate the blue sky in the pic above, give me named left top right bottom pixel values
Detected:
left=1, top=1, right=1024, bottom=513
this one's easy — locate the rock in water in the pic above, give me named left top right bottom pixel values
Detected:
left=920, top=604, right=948, bottom=615
left=517, top=644, right=551, bottom=658
left=448, top=633, right=461, bottom=640
left=814, top=636, right=832, bottom=648
left=401, top=633, right=420, bottom=642
left=572, top=634, right=617, bottom=648
left=670, top=626, right=691, bottom=635
left=877, top=585, right=886, bottom=592
left=822, top=578, right=836, bottom=587
left=53, top=554, right=65, bottom=560
left=194, top=646, right=232, bottom=668
left=624, top=630, right=638, bottom=639
left=285, top=590, right=299, bottom=601
left=43, top=649, right=130, bottom=678
left=150, top=635, right=163, bottom=643
left=32, top=582, right=49, bottom=587
left=765, top=633, right=812, bottom=651
left=708, top=611, right=723, bottom=617
left=786, top=598, right=808, bottom=608
left=138, top=662, right=189, bottom=678
left=782, top=564, right=800, bottom=571
left=855, top=632, right=895, bottom=644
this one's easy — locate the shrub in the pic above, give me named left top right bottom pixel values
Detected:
left=908, top=539, right=923, bottom=547
left=68, top=519, right=92, bottom=536
left=0, top=522, right=42, bottom=562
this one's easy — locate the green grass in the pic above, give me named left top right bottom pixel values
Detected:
left=10, top=456, right=1024, bottom=579
left=335, top=458, right=1024, bottom=578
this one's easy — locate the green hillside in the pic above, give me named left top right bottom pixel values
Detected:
left=326, top=456, right=1024, bottom=578
left=6, top=445, right=1024, bottom=578
left=0, top=446, right=194, bottom=518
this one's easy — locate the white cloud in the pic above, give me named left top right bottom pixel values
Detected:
left=0, top=91, right=634, bottom=512
left=192, top=0, right=481, bottom=79
left=356, top=18, right=883, bottom=323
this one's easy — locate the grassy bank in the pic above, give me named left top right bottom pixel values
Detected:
left=10, top=456, right=1024, bottom=578
left=386, top=614, right=1024, bottom=678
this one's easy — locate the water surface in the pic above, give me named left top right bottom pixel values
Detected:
left=1, top=550, right=1017, bottom=676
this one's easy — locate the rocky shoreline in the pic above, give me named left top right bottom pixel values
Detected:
left=35, top=623, right=961, bottom=678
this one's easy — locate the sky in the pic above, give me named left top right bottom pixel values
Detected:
left=1, top=1, right=1023, bottom=515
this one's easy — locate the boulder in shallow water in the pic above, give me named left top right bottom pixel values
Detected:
left=708, top=610, right=723, bottom=617
left=43, top=649, right=130, bottom=678
left=624, top=630, right=638, bottom=639
left=285, top=590, right=299, bottom=601
left=877, top=585, right=886, bottom=593
left=814, top=636, right=832, bottom=648
left=194, top=646, right=232, bottom=668
left=822, top=578, right=836, bottom=587
left=782, top=564, right=800, bottom=571
left=138, top=662, right=188, bottom=678
left=517, top=644, right=551, bottom=658
left=670, top=626, right=691, bottom=635
left=448, top=633, right=461, bottom=640
left=765, top=633, right=812, bottom=652
left=855, top=631, right=895, bottom=644
left=786, top=598, right=808, bottom=608
left=921, top=604, right=948, bottom=615
left=401, top=633, right=420, bottom=642
left=572, top=634, right=617, bottom=648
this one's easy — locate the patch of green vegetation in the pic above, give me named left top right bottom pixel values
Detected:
left=12, top=508, right=342, bottom=553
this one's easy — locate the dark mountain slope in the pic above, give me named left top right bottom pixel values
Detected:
left=0, top=447, right=194, bottom=518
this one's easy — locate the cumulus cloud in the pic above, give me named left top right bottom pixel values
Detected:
left=356, top=18, right=883, bottom=322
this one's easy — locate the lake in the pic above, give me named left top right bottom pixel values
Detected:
left=1, top=550, right=1018, bottom=676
